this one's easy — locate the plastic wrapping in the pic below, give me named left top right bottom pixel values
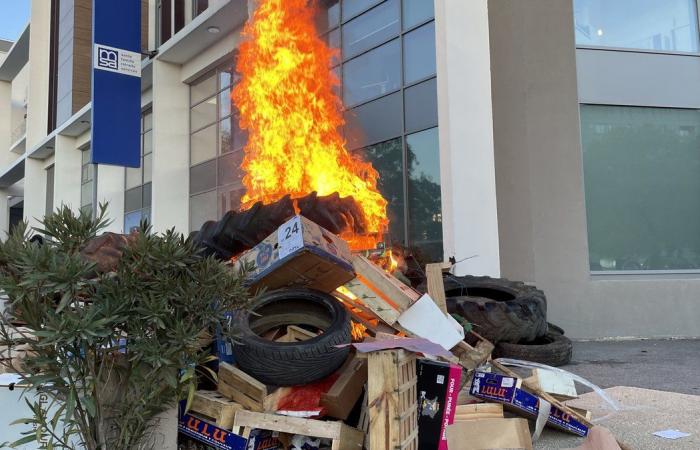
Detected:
left=493, top=358, right=629, bottom=422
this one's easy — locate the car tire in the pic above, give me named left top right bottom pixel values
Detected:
left=493, top=331, right=573, bottom=367
left=442, top=275, right=548, bottom=344
left=232, top=288, right=351, bottom=386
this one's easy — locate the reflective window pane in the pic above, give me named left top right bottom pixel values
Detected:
left=220, top=116, right=247, bottom=154
left=404, top=78, right=437, bottom=133
left=219, top=89, right=232, bottom=118
left=143, top=111, right=153, bottom=131
left=143, top=153, right=152, bottom=183
left=316, top=0, right=340, bottom=32
left=218, top=151, right=245, bottom=187
left=345, top=91, right=402, bottom=150
left=81, top=181, right=93, bottom=207
left=143, top=130, right=153, bottom=155
left=581, top=105, right=700, bottom=271
left=573, top=0, right=700, bottom=52
left=190, top=189, right=218, bottom=232
left=218, top=59, right=239, bottom=90
left=219, top=184, right=246, bottom=216
left=125, top=186, right=143, bottom=213
left=124, top=210, right=143, bottom=234
left=191, top=74, right=217, bottom=105
left=191, top=96, right=217, bottom=131
left=403, top=0, right=433, bottom=30
left=143, top=182, right=152, bottom=208
left=342, top=0, right=382, bottom=22
left=190, top=159, right=217, bottom=195
left=191, top=124, right=217, bottom=165
left=342, top=0, right=399, bottom=59
left=407, top=127, right=442, bottom=262
left=356, top=138, right=406, bottom=246
left=343, top=39, right=400, bottom=106
left=404, top=21, right=436, bottom=84
left=327, top=29, right=341, bottom=66
left=126, top=166, right=142, bottom=190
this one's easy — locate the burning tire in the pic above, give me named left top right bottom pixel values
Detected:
left=442, top=275, right=547, bottom=344
left=232, top=288, right=351, bottom=386
left=493, top=331, right=573, bottom=367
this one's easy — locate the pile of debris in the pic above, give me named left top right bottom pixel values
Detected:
left=177, top=215, right=626, bottom=450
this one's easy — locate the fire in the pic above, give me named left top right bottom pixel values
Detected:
left=233, top=0, right=389, bottom=249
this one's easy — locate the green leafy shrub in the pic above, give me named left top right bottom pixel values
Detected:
left=0, top=205, right=252, bottom=449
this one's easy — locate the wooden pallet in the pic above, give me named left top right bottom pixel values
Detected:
left=233, top=410, right=364, bottom=450
left=367, top=350, right=418, bottom=450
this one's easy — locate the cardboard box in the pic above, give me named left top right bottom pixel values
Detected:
left=417, top=359, right=462, bottom=450
left=470, top=371, right=589, bottom=436
left=178, top=411, right=247, bottom=450
left=446, top=418, right=532, bottom=450
left=234, top=215, right=354, bottom=293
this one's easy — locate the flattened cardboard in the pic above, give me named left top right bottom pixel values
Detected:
left=178, top=412, right=247, bottom=450
left=234, top=215, right=354, bottom=293
left=470, top=371, right=589, bottom=437
left=446, top=418, right=532, bottom=450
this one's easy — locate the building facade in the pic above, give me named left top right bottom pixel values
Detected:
left=1, top=0, right=700, bottom=339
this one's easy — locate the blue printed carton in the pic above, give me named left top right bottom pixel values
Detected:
left=470, top=371, right=589, bottom=436
left=178, top=411, right=247, bottom=450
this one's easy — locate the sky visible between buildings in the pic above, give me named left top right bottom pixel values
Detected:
left=0, top=0, right=31, bottom=42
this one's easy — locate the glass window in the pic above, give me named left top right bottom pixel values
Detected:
left=126, top=166, right=142, bottom=189
left=125, top=186, right=143, bottom=213
left=581, top=105, right=700, bottom=271
left=404, top=78, right=437, bottom=133
left=191, top=97, right=217, bottom=131
left=327, top=29, right=341, bottom=66
left=193, top=0, right=209, bottom=18
left=407, top=127, right=442, bottom=262
left=343, top=39, right=401, bottom=106
left=45, top=165, right=54, bottom=215
left=191, top=124, right=217, bottom=165
left=342, top=0, right=383, bottom=22
left=219, top=184, right=246, bottom=216
left=80, top=147, right=94, bottom=215
left=190, top=159, right=217, bottom=195
left=124, top=110, right=153, bottom=231
left=345, top=91, right=402, bottom=149
left=404, top=21, right=436, bottom=84
left=191, top=74, right=217, bottom=105
left=403, top=0, right=434, bottom=30
left=356, top=138, right=406, bottom=247
left=219, top=89, right=233, bottom=118
left=573, top=0, right=700, bottom=52
left=190, top=189, right=218, bottom=232
left=316, top=0, right=340, bottom=32
left=342, top=0, right=400, bottom=59
left=217, top=151, right=244, bottom=187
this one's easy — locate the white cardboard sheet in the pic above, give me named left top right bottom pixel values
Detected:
left=397, top=294, right=465, bottom=350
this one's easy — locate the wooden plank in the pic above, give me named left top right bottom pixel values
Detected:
left=453, top=403, right=504, bottom=422
left=343, top=278, right=402, bottom=326
left=336, top=424, right=366, bottom=450
left=524, top=368, right=578, bottom=401
left=218, top=362, right=267, bottom=401
left=286, top=325, right=318, bottom=342
left=425, top=263, right=448, bottom=314
left=233, top=410, right=351, bottom=440
left=352, top=255, right=421, bottom=314
left=321, top=355, right=368, bottom=420
left=190, top=390, right=243, bottom=429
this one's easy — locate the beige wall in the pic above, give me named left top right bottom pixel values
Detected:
left=489, top=0, right=700, bottom=339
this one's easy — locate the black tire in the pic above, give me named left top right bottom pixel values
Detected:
left=548, top=322, right=565, bottom=336
left=493, top=331, right=573, bottom=367
left=232, top=288, right=351, bottom=386
left=442, top=275, right=547, bottom=344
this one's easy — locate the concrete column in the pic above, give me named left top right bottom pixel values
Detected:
left=26, top=0, right=51, bottom=149
left=23, top=158, right=46, bottom=229
left=0, top=80, right=11, bottom=158
left=151, top=59, right=190, bottom=234
left=434, top=0, right=500, bottom=276
left=53, top=134, right=82, bottom=211
left=95, top=165, right=126, bottom=233
left=0, top=189, right=9, bottom=239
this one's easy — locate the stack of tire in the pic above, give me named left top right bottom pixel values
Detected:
left=441, top=275, right=572, bottom=366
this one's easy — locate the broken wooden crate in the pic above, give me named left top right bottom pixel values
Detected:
left=233, top=410, right=364, bottom=450
left=190, top=390, right=243, bottom=429
left=367, top=349, right=418, bottom=450
left=217, top=362, right=267, bottom=412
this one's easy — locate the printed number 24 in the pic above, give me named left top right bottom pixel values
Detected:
left=284, top=222, right=300, bottom=239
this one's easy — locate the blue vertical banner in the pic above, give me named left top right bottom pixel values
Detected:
left=91, top=0, right=142, bottom=167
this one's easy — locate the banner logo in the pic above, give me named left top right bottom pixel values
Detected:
left=93, top=44, right=141, bottom=77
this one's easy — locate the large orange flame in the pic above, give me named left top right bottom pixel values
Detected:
left=233, top=0, right=388, bottom=249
